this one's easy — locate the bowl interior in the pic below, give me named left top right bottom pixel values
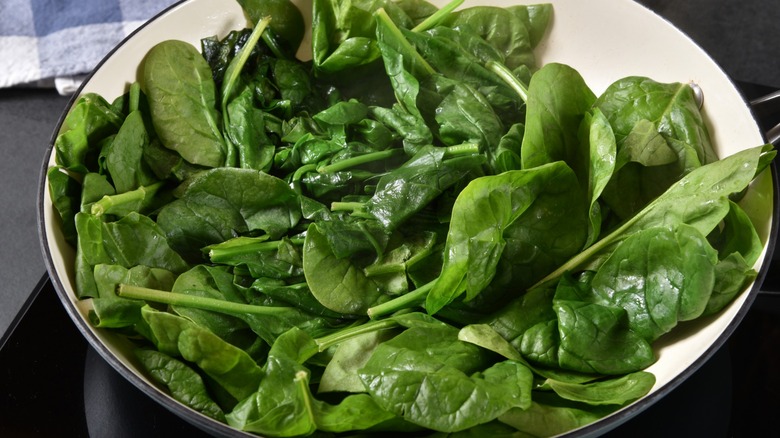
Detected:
left=39, top=0, right=775, bottom=436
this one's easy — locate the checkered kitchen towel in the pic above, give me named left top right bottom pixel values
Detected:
left=0, top=0, right=178, bottom=94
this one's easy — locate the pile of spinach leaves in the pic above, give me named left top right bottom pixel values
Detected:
left=48, top=0, right=774, bottom=436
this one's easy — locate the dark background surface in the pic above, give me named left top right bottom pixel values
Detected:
left=1, top=0, right=779, bottom=436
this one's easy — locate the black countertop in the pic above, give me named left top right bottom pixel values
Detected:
left=1, top=1, right=779, bottom=436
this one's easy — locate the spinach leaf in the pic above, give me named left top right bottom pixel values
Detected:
left=135, top=348, right=226, bottom=421
left=225, top=327, right=319, bottom=435
left=102, top=110, right=158, bottom=193
left=156, top=167, right=301, bottom=260
left=364, top=230, right=439, bottom=280
left=142, top=139, right=205, bottom=182
left=312, top=0, right=425, bottom=74
left=597, top=76, right=717, bottom=165
left=47, top=166, right=81, bottom=246
left=54, top=93, right=124, bottom=173
left=74, top=212, right=189, bottom=298
left=579, top=108, right=617, bottom=247
left=521, top=63, right=596, bottom=186
left=711, top=200, right=763, bottom=266
left=460, top=322, right=598, bottom=384
left=311, top=393, right=399, bottom=433
left=534, top=224, right=723, bottom=374
left=373, top=10, right=435, bottom=154
left=370, top=103, right=433, bottom=155
left=310, top=217, right=390, bottom=260
left=431, top=75, right=505, bottom=157
left=498, top=398, right=610, bottom=437
left=236, top=0, right=305, bottom=56
left=140, top=305, right=264, bottom=402
left=91, top=264, right=176, bottom=328
left=512, top=273, right=655, bottom=375
left=227, top=327, right=396, bottom=435
left=704, top=252, right=757, bottom=316
left=401, top=25, right=522, bottom=122
left=206, top=235, right=304, bottom=280
left=169, top=265, right=260, bottom=350
left=142, top=40, right=226, bottom=167
left=225, top=80, right=275, bottom=172
left=364, top=145, right=484, bottom=230
left=536, top=144, right=772, bottom=288
left=545, top=371, right=655, bottom=406
left=318, top=329, right=396, bottom=394
left=509, top=4, right=553, bottom=48
left=426, top=161, right=587, bottom=314
left=441, top=5, right=546, bottom=71
left=587, top=224, right=718, bottom=342
left=486, top=286, right=557, bottom=349
left=311, top=0, right=376, bottom=73
left=457, top=323, right=525, bottom=362
left=492, top=123, right=524, bottom=173
left=219, top=17, right=272, bottom=167
left=596, top=77, right=716, bottom=219
left=303, top=221, right=390, bottom=315
left=358, top=324, right=533, bottom=432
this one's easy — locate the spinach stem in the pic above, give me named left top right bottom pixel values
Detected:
left=90, top=182, right=164, bottom=217
left=129, top=82, right=141, bottom=113
left=363, top=263, right=405, bottom=277
left=296, top=370, right=317, bottom=426
left=221, top=16, right=271, bottom=107
left=411, top=0, right=465, bottom=32
left=261, top=30, right=287, bottom=60
left=117, top=284, right=295, bottom=316
left=292, top=163, right=318, bottom=182
left=330, top=202, right=373, bottom=219
left=530, top=189, right=668, bottom=289
left=375, top=8, right=436, bottom=78
left=330, top=201, right=365, bottom=213
left=314, top=318, right=399, bottom=352
left=208, top=237, right=305, bottom=261
left=359, top=221, right=385, bottom=258
left=317, top=149, right=403, bottom=174
left=486, top=60, right=528, bottom=103
left=444, top=143, right=480, bottom=158
left=367, top=281, right=434, bottom=319
left=220, top=16, right=272, bottom=168
left=364, top=236, right=436, bottom=277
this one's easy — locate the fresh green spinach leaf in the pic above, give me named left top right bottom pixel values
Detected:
left=136, top=348, right=226, bottom=421
left=143, top=40, right=227, bottom=167
left=358, top=324, right=533, bottom=432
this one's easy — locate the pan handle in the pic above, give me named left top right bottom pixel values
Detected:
left=749, top=90, right=780, bottom=146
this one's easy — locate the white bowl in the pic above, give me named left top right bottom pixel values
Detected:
left=38, top=0, right=776, bottom=436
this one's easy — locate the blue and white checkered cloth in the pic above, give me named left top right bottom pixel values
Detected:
left=0, top=0, right=178, bottom=94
